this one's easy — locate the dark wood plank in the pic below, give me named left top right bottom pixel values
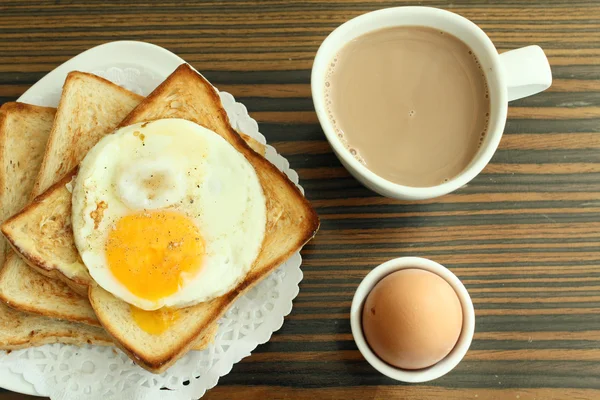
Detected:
left=1, top=0, right=599, bottom=399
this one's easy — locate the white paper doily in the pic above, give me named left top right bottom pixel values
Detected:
left=1, top=62, right=305, bottom=400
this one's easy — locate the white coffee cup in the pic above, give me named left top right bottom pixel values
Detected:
left=311, top=7, right=552, bottom=200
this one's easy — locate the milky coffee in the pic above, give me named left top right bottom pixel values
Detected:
left=325, top=26, right=490, bottom=187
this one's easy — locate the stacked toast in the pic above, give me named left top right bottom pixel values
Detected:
left=0, top=64, right=318, bottom=372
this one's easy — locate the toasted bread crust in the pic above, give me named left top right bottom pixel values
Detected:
left=0, top=102, right=56, bottom=114
left=0, top=335, right=110, bottom=350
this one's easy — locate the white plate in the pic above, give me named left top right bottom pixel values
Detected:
left=19, top=41, right=183, bottom=106
left=2, top=41, right=306, bottom=400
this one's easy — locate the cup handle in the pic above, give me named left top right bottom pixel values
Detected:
left=498, top=45, right=552, bottom=102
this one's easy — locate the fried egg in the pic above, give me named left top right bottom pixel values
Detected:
left=71, top=118, right=267, bottom=311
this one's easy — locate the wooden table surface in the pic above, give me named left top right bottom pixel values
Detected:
left=1, top=0, right=599, bottom=399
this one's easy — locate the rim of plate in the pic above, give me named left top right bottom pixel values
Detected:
left=19, top=41, right=184, bottom=105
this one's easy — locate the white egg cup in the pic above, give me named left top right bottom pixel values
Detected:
left=350, top=257, right=475, bottom=382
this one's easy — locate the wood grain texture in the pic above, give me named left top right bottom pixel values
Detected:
left=0, top=0, right=599, bottom=399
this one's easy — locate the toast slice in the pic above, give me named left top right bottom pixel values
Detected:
left=88, top=64, right=319, bottom=372
left=0, top=102, right=54, bottom=266
left=0, top=71, right=144, bottom=329
left=0, top=102, right=111, bottom=349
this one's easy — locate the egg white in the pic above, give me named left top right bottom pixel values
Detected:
left=71, top=118, right=267, bottom=310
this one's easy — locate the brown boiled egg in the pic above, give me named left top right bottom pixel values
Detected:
left=362, top=268, right=463, bottom=370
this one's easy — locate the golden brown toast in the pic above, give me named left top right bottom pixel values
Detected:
left=88, top=64, right=319, bottom=372
left=0, top=102, right=110, bottom=349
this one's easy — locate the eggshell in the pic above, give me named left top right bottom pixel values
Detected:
left=362, top=268, right=463, bottom=370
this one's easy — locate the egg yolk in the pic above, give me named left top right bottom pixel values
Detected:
left=105, top=210, right=204, bottom=302
left=130, top=306, right=180, bottom=335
